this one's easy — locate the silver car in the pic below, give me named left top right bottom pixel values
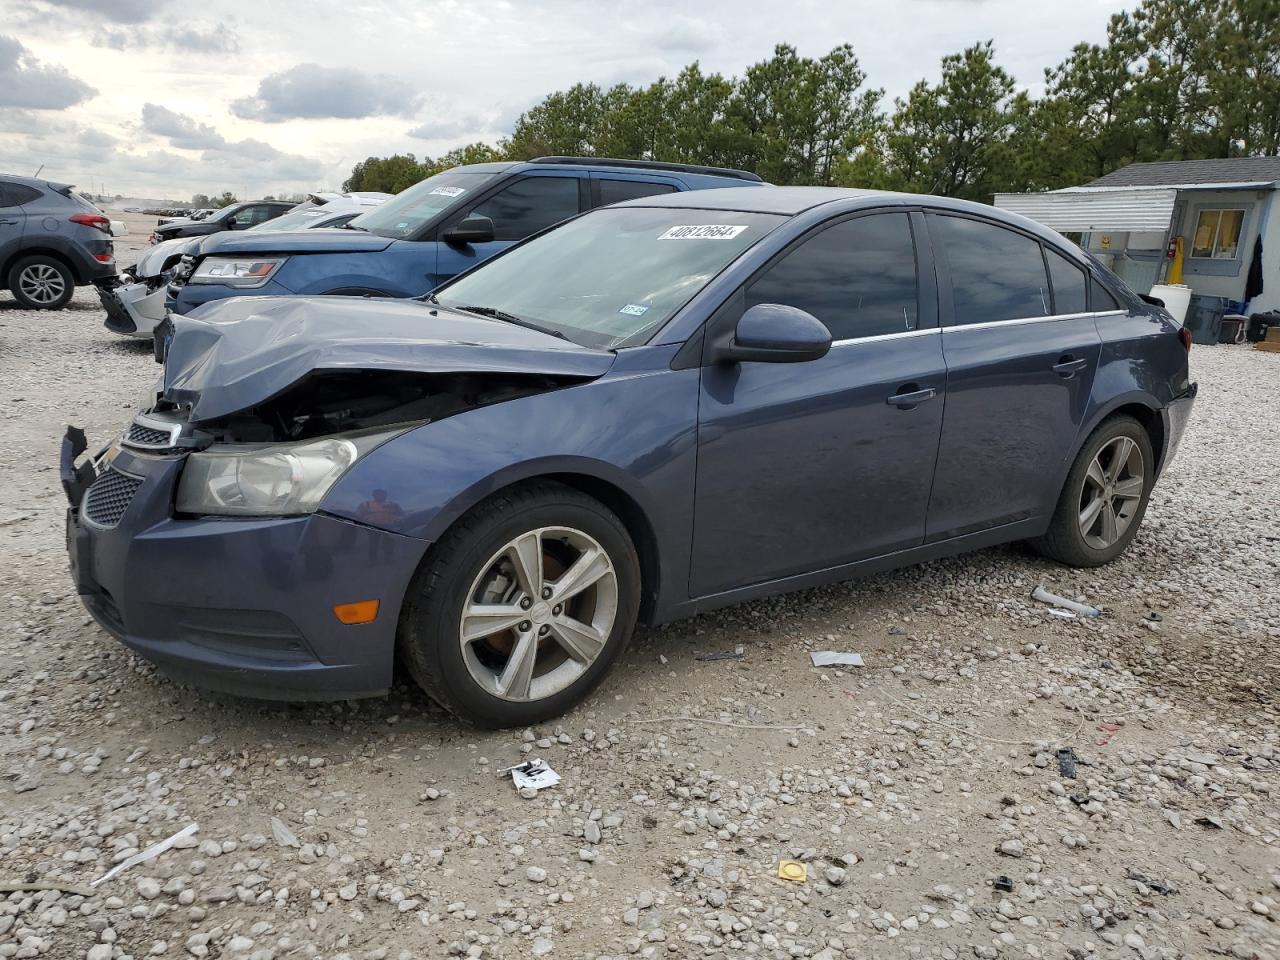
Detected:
left=98, top=193, right=390, bottom=338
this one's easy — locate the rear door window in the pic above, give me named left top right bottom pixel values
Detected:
left=1046, top=248, right=1088, bottom=314
left=1090, top=277, right=1122, bottom=312
left=0, top=183, right=42, bottom=207
left=935, top=215, right=1050, bottom=325
left=745, top=212, right=919, bottom=340
left=467, top=176, right=581, bottom=241
left=594, top=179, right=678, bottom=207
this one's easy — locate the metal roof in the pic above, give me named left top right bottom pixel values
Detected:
left=994, top=187, right=1179, bottom=232
left=1087, top=157, right=1280, bottom=188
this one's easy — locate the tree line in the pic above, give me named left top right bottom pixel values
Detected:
left=344, top=0, right=1280, bottom=201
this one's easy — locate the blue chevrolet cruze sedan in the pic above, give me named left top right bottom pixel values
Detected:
left=64, top=186, right=1196, bottom=727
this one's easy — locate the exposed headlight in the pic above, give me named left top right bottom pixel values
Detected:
left=176, top=431, right=395, bottom=517
left=189, top=256, right=286, bottom=287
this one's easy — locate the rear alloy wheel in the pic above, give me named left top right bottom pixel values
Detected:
left=1032, top=415, right=1154, bottom=567
left=9, top=255, right=74, bottom=310
left=400, top=482, right=640, bottom=727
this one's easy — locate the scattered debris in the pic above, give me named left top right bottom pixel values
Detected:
left=503, top=758, right=560, bottom=794
left=992, top=875, right=1014, bottom=893
left=1032, top=586, right=1101, bottom=618
left=1146, top=610, right=1163, bottom=621
left=1096, top=721, right=1122, bottom=746
left=1045, top=608, right=1077, bottom=619
left=1195, top=815, right=1224, bottom=830
left=777, top=860, right=807, bottom=882
left=270, top=816, right=300, bottom=848
left=1126, top=869, right=1178, bottom=895
left=809, top=651, right=865, bottom=668
left=696, top=650, right=745, bottom=662
left=92, top=823, right=198, bottom=886
left=1057, top=747, right=1078, bottom=779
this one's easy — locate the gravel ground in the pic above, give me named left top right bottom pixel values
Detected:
left=1, top=216, right=1277, bottom=960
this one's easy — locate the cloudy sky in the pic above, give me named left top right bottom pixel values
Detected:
left=1, top=0, right=1128, bottom=201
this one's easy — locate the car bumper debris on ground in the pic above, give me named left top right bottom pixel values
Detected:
left=0, top=214, right=1277, bottom=959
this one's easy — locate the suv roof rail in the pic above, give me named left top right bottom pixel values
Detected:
left=528, top=156, right=764, bottom=183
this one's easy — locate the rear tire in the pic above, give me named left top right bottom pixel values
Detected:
left=399, top=481, right=641, bottom=728
left=1031, top=415, right=1154, bottom=567
left=9, top=255, right=75, bottom=310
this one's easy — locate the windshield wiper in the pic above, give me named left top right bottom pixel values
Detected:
left=342, top=223, right=367, bottom=231
left=451, top=304, right=568, bottom=340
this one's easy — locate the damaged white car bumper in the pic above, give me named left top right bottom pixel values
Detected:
left=99, top=278, right=168, bottom=338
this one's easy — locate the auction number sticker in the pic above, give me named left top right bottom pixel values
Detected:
left=430, top=186, right=466, bottom=198
left=658, top=224, right=748, bottom=240
left=618, top=303, right=650, bottom=316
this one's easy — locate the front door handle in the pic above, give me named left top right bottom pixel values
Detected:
left=886, top=385, right=937, bottom=409
left=0, top=218, right=18, bottom=225
left=1053, top=356, right=1088, bottom=378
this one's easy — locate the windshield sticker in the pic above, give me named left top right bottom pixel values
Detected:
left=619, top=303, right=650, bottom=317
left=430, top=186, right=466, bottom=198
left=658, top=224, right=748, bottom=240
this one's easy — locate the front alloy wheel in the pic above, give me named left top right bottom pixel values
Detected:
left=460, top=526, right=618, bottom=702
left=400, top=481, right=640, bottom=727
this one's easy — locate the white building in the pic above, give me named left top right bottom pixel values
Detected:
left=996, top=157, right=1278, bottom=316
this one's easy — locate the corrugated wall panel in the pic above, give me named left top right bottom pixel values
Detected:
left=994, top=188, right=1177, bottom=232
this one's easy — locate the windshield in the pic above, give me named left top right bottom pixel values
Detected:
left=349, top=170, right=498, bottom=239
left=249, top=206, right=340, bottom=232
left=434, top=207, right=783, bottom=349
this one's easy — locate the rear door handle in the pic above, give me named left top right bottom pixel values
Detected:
left=886, top=385, right=937, bottom=409
left=1053, top=356, right=1088, bottom=378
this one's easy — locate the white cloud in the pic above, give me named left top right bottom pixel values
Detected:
left=0, top=0, right=1129, bottom=198
left=232, top=64, right=421, bottom=122
left=0, top=34, right=96, bottom=109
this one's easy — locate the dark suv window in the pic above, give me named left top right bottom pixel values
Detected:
left=230, top=205, right=277, bottom=228
left=1046, top=248, right=1088, bottom=314
left=468, top=177, right=580, bottom=241
left=745, top=213, right=919, bottom=340
left=596, top=179, right=677, bottom=206
left=0, top=183, right=42, bottom=207
left=935, top=215, right=1050, bottom=325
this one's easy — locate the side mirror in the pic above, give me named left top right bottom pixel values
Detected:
left=713, top=303, right=832, bottom=364
left=442, top=214, right=495, bottom=245
left=1139, top=293, right=1165, bottom=308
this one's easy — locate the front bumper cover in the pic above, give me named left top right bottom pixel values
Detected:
left=62, top=427, right=429, bottom=701
left=100, top=278, right=168, bottom=338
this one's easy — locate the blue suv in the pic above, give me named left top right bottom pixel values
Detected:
left=165, top=157, right=764, bottom=315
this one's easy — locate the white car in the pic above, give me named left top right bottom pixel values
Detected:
left=98, top=193, right=390, bottom=339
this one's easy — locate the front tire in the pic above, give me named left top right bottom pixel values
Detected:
left=9, top=255, right=75, bottom=310
left=1032, top=415, right=1154, bottom=567
left=399, top=482, right=641, bottom=728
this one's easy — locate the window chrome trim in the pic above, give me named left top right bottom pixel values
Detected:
left=831, top=326, right=939, bottom=346
left=941, top=310, right=1122, bottom=333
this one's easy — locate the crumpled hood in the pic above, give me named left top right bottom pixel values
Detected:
left=197, top=229, right=395, bottom=257
left=162, top=295, right=615, bottom=423
left=134, top=236, right=201, bottom=278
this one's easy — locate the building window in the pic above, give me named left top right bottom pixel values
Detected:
left=1191, top=208, right=1244, bottom=259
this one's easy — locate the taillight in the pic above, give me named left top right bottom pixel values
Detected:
left=70, top=213, right=112, bottom=233
left=1178, top=327, right=1192, bottom=353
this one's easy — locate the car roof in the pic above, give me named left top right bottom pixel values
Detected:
left=612, top=185, right=923, bottom=214
left=0, top=174, right=73, bottom=193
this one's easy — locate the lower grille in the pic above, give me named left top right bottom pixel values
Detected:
left=83, top=468, right=143, bottom=527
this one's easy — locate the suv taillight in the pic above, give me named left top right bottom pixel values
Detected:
left=70, top=213, right=112, bottom=233
left=1178, top=326, right=1192, bottom=353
